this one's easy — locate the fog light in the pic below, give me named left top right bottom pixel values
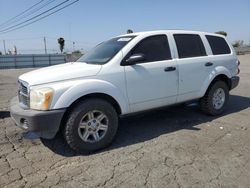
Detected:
left=20, top=118, right=28, bottom=129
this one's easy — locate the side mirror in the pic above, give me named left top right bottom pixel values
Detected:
left=124, top=53, right=145, bottom=65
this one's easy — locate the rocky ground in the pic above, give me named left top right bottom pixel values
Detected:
left=0, top=55, right=249, bottom=188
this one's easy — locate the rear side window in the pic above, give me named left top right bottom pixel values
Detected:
left=131, top=35, right=172, bottom=63
left=206, top=35, right=231, bottom=55
left=174, top=34, right=207, bottom=58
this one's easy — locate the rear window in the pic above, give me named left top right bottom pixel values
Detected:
left=174, top=34, right=207, bottom=58
left=206, top=35, right=231, bottom=55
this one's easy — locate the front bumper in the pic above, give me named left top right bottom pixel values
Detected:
left=10, top=97, right=66, bottom=139
left=230, top=76, right=240, bottom=90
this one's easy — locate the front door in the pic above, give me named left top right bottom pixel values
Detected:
left=124, top=35, right=178, bottom=112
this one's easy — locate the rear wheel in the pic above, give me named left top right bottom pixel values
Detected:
left=200, top=81, right=229, bottom=116
left=64, top=98, right=118, bottom=153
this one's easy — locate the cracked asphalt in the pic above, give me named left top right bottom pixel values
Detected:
left=0, top=55, right=250, bottom=188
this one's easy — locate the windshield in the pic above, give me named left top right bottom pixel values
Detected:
left=77, top=36, right=136, bottom=64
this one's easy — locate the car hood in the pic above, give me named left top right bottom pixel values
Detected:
left=19, top=62, right=102, bottom=86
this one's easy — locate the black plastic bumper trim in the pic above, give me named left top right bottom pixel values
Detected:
left=230, top=76, right=240, bottom=90
left=10, top=97, right=66, bottom=139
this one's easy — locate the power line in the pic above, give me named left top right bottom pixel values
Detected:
left=0, top=0, right=46, bottom=28
left=0, top=0, right=72, bottom=33
left=3, top=37, right=44, bottom=41
left=0, top=0, right=57, bottom=30
left=0, top=0, right=79, bottom=33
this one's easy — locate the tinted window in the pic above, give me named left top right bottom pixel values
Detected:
left=206, top=35, right=231, bottom=55
left=131, top=35, right=172, bottom=63
left=174, top=34, right=207, bottom=58
left=77, top=36, right=136, bottom=64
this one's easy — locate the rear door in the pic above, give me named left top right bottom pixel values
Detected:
left=173, top=34, right=210, bottom=102
left=124, top=34, right=178, bottom=112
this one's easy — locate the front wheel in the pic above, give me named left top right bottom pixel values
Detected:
left=64, top=98, right=118, bottom=153
left=200, top=81, right=229, bottom=116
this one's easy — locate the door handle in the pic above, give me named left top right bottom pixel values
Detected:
left=164, top=66, right=176, bottom=72
left=205, top=62, right=213, bottom=66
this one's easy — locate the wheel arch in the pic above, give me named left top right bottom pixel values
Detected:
left=210, top=74, right=231, bottom=89
left=58, top=92, right=123, bottom=134
left=201, top=74, right=231, bottom=97
left=52, top=79, right=129, bottom=114
left=199, top=66, right=232, bottom=97
left=66, top=92, right=122, bottom=115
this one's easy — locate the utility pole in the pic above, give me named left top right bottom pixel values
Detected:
left=73, top=41, right=75, bottom=52
left=3, top=40, right=6, bottom=55
left=44, top=37, right=47, bottom=54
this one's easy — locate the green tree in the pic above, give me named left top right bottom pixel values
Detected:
left=0, top=51, right=2, bottom=55
left=127, top=29, right=133, bottom=34
left=232, top=40, right=244, bottom=48
left=72, top=50, right=82, bottom=54
left=215, top=31, right=227, bottom=37
left=232, top=41, right=240, bottom=48
left=57, top=37, right=65, bottom=53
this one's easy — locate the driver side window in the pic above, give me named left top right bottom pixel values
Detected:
left=131, top=35, right=172, bottom=63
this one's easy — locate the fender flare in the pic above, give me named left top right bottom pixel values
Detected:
left=52, top=79, right=129, bottom=114
left=198, top=66, right=232, bottom=97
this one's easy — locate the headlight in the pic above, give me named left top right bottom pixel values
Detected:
left=30, top=87, right=54, bottom=110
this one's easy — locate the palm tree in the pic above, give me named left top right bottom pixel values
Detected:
left=57, top=37, right=65, bottom=53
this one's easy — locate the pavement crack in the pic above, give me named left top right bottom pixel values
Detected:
left=208, top=131, right=230, bottom=148
left=102, top=161, right=120, bottom=187
left=207, top=160, right=222, bottom=185
left=144, top=166, right=152, bottom=187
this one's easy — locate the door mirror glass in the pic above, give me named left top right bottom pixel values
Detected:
left=125, top=53, right=145, bottom=65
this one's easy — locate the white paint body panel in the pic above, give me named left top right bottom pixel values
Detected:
left=124, top=59, right=178, bottom=112
left=18, top=30, right=238, bottom=115
left=19, top=62, right=102, bottom=86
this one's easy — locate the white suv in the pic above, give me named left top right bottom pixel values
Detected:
left=10, top=30, right=240, bottom=153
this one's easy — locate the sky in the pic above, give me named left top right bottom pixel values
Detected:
left=0, top=0, right=249, bottom=54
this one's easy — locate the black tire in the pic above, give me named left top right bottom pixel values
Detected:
left=200, top=80, right=229, bottom=116
left=64, top=98, right=118, bottom=153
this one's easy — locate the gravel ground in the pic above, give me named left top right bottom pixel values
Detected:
left=0, top=55, right=250, bottom=188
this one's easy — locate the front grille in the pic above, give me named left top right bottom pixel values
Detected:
left=18, top=80, right=29, bottom=108
left=19, top=82, right=28, bottom=94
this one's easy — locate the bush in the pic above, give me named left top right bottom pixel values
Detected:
left=72, top=50, right=81, bottom=54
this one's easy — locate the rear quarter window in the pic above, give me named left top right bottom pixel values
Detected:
left=206, top=35, right=231, bottom=55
